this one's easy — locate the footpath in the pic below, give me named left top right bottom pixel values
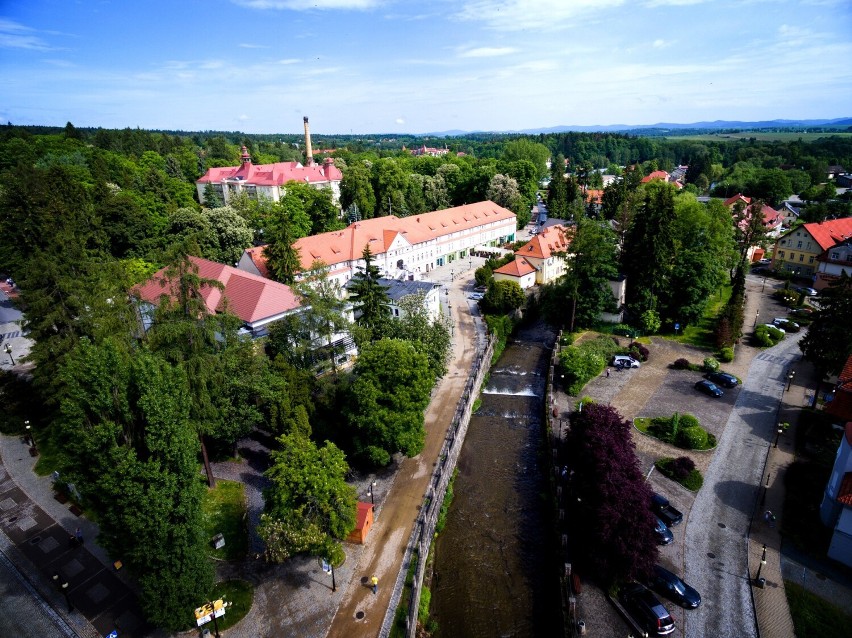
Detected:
left=0, top=433, right=152, bottom=638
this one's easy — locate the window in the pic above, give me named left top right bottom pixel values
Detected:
left=809, top=256, right=814, bottom=264
left=831, top=252, right=840, bottom=259
left=789, top=253, right=795, bottom=261
left=799, top=254, right=804, bottom=262
left=797, top=241, right=802, bottom=248
left=778, top=251, right=785, bottom=259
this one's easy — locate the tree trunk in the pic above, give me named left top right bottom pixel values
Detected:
left=200, top=434, right=216, bottom=488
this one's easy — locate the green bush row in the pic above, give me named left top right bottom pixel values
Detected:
left=655, top=457, right=704, bottom=491
left=558, top=335, right=622, bottom=395
left=645, top=412, right=716, bottom=451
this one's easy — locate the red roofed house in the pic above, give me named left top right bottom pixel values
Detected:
left=515, top=224, right=574, bottom=285
left=133, top=256, right=302, bottom=338
left=238, top=201, right=517, bottom=289
left=724, top=193, right=751, bottom=208
left=493, top=257, right=538, bottom=290
left=346, top=502, right=374, bottom=544
left=773, top=217, right=852, bottom=283
left=196, top=146, right=343, bottom=207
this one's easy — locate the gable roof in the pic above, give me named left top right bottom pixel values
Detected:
left=585, top=189, right=604, bottom=205
left=134, top=256, right=300, bottom=325
left=801, top=218, right=852, bottom=252
left=197, top=148, right=342, bottom=187
left=724, top=194, right=752, bottom=208
left=248, top=201, right=515, bottom=273
left=641, top=170, right=670, bottom=183
left=494, top=257, right=537, bottom=277
left=518, top=224, right=573, bottom=260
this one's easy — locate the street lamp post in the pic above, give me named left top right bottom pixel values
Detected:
left=786, top=370, right=795, bottom=392
left=25, top=420, right=37, bottom=455
left=762, top=276, right=767, bottom=292
left=4, top=342, right=14, bottom=365
left=754, top=544, right=767, bottom=584
left=754, top=309, right=760, bottom=327
left=368, top=480, right=377, bottom=506
left=774, top=425, right=784, bottom=448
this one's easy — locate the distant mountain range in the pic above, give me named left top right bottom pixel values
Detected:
left=423, top=118, right=852, bottom=137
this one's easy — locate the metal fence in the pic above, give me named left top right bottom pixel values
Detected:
left=378, top=335, right=495, bottom=638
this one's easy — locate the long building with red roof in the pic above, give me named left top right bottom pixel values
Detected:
left=774, top=217, right=852, bottom=283
left=196, top=146, right=343, bottom=206
left=238, top=201, right=517, bottom=288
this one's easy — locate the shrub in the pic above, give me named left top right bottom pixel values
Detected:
left=628, top=341, right=650, bottom=362
left=682, top=470, right=704, bottom=491
left=613, top=324, right=637, bottom=338
left=755, top=323, right=784, bottom=347
left=703, top=357, right=720, bottom=372
left=640, top=309, right=661, bottom=335
left=719, top=346, right=734, bottom=363
left=673, top=358, right=691, bottom=370
left=678, top=414, right=700, bottom=430
left=670, top=456, right=696, bottom=480
left=678, top=426, right=709, bottom=450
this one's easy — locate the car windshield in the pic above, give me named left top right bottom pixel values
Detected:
left=671, top=580, right=685, bottom=595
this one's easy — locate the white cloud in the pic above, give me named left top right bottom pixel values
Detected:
left=456, top=0, right=624, bottom=31
left=643, top=0, right=706, bottom=6
left=0, top=19, right=53, bottom=51
left=652, top=39, right=670, bottom=48
left=459, top=46, right=517, bottom=58
left=232, top=0, right=381, bottom=9
left=278, top=58, right=301, bottom=65
left=395, top=117, right=405, bottom=124
left=239, top=43, right=269, bottom=49
left=238, top=114, right=251, bottom=121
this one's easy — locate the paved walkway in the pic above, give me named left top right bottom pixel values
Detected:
left=0, top=434, right=153, bottom=638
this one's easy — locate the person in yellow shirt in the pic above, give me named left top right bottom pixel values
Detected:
left=371, top=575, right=378, bottom=594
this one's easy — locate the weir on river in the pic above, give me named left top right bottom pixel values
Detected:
left=430, top=323, right=561, bottom=637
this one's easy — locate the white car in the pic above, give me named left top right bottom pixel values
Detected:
left=612, top=355, right=641, bottom=369
left=764, top=323, right=785, bottom=334
left=468, top=292, right=484, bottom=301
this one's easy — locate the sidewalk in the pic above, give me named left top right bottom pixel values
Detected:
left=0, top=433, right=153, bottom=638
left=747, top=355, right=846, bottom=638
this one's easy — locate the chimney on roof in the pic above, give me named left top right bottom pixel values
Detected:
left=240, top=146, right=251, bottom=167
left=303, top=116, right=314, bottom=166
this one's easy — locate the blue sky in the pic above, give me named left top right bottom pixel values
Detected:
left=2, top=0, right=850, bottom=135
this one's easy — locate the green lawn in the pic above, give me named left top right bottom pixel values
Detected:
left=785, top=581, right=852, bottom=638
left=205, top=579, right=254, bottom=632
left=669, top=284, right=732, bottom=349
left=201, top=479, right=249, bottom=561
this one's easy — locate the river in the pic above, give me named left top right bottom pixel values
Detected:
left=430, top=322, right=561, bottom=637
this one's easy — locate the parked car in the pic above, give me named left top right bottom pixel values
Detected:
left=468, top=292, right=485, bottom=301
left=763, top=322, right=785, bottom=334
left=651, top=493, right=683, bottom=527
left=789, top=307, right=814, bottom=318
left=647, top=565, right=702, bottom=609
left=773, top=318, right=800, bottom=332
left=706, top=371, right=739, bottom=389
left=619, top=583, right=676, bottom=636
left=653, top=516, right=674, bottom=545
left=694, top=379, right=723, bottom=397
left=796, top=286, right=818, bottom=296
left=613, top=355, right=641, bottom=369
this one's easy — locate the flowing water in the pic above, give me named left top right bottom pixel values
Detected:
left=430, top=322, right=561, bottom=637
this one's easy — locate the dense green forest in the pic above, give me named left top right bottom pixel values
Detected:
left=1, top=121, right=851, bottom=629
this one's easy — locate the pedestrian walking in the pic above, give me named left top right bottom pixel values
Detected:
left=75, top=527, right=84, bottom=544
left=764, top=510, right=776, bottom=528
left=371, top=575, right=378, bottom=595
left=606, top=368, right=610, bottom=378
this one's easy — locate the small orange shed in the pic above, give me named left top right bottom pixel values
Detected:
left=346, top=502, right=374, bottom=544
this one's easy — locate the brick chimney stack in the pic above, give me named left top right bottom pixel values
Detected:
left=303, top=116, right=314, bottom=166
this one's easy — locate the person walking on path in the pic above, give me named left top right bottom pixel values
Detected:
left=605, top=368, right=610, bottom=378
left=75, top=527, right=84, bottom=544
left=371, top=575, right=378, bottom=595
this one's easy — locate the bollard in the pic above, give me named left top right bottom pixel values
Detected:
left=757, top=577, right=766, bottom=589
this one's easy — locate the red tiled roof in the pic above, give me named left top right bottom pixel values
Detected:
left=838, top=472, right=852, bottom=506
left=244, top=246, right=271, bottom=278
left=724, top=194, right=751, bottom=207
left=641, top=170, right=669, bottom=183
left=197, top=154, right=342, bottom=187
left=518, top=224, right=573, bottom=260
left=494, top=257, right=537, bottom=277
left=134, top=256, right=300, bottom=325
left=258, top=201, right=515, bottom=272
left=802, top=218, right=852, bottom=252
left=585, top=189, right=603, bottom=205
left=354, top=502, right=373, bottom=530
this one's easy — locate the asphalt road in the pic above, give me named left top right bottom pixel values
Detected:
left=683, top=334, right=801, bottom=638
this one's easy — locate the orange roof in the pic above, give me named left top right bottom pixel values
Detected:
left=585, top=189, right=603, bottom=205
left=264, top=201, right=514, bottom=272
left=641, top=170, right=669, bottom=183
left=518, top=224, right=573, bottom=259
left=243, top=246, right=271, bottom=278
left=134, top=256, right=300, bottom=325
left=802, top=218, right=852, bottom=252
left=494, top=257, right=537, bottom=277
left=724, top=194, right=752, bottom=207
left=197, top=149, right=342, bottom=187
left=354, top=502, right=373, bottom=530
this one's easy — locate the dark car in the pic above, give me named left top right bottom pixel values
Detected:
left=620, top=583, right=676, bottom=636
left=694, top=379, right=723, bottom=397
left=651, top=493, right=683, bottom=527
left=706, top=371, right=739, bottom=388
left=653, top=516, right=674, bottom=545
left=648, top=565, right=702, bottom=609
